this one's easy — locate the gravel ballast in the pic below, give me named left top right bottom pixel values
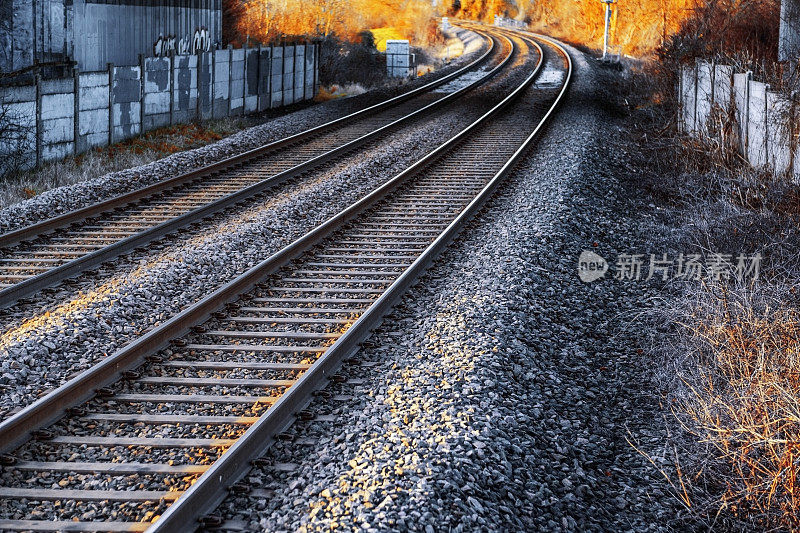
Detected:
left=210, top=42, right=685, bottom=531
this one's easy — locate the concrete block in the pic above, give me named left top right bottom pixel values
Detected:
left=246, top=50, right=259, bottom=96
left=230, top=61, right=244, bottom=81
left=679, top=66, right=695, bottom=132
left=215, top=64, right=230, bottom=83
left=42, top=117, right=74, bottom=144
left=244, top=95, right=257, bottom=113
left=114, top=123, right=140, bottom=141
left=695, top=60, right=713, bottom=134
left=733, top=72, right=749, bottom=153
left=214, top=49, right=229, bottom=63
left=40, top=78, right=73, bottom=95
left=258, top=49, right=271, bottom=95
left=83, top=131, right=108, bottom=149
left=79, top=85, right=109, bottom=110
left=144, top=113, right=170, bottom=131
left=40, top=93, right=74, bottom=120
left=174, top=61, right=194, bottom=113
left=747, top=80, right=768, bottom=168
left=214, top=80, right=229, bottom=100
left=113, top=101, right=141, bottom=139
left=1, top=101, right=36, bottom=128
left=79, top=108, right=109, bottom=136
left=0, top=85, right=35, bottom=104
left=145, top=59, right=171, bottom=93
left=114, top=66, right=141, bottom=80
left=713, top=65, right=734, bottom=113
left=270, top=72, right=282, bottom=96
left=172, top=109, right=191, bottom=124
left=146, top=57, right=171, bottom=72
left=271, top=49, right=283, bottom=81
left=283, top=47, right=294, bottom=88
left=232, top=48, right=244, bottom=62
left=144, top=91, right=170, bottom=115
left=113, top=69, right=141, bottom=104
left=230, top=78, right=244, bottom=99
left=42, top=142, right=74, bottom=162
left=766, top=91, right=792, bottom=173
left=79, top=73, right=109, bottom=88
left=213, top=98, right=227, bottom=119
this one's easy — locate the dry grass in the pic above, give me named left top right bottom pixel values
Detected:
left=657, top=281, right=800, bottom=530
left=0, top=118, right=247, bottom=209
left=612, top=25, right=800, bottom=523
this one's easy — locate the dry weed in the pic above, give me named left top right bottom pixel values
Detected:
left=0, top=118, right=246, bottom=209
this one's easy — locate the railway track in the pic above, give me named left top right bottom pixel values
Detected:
left=0, top=29, right=571, bottom=532
left=0, top=28, right=511, bottom=309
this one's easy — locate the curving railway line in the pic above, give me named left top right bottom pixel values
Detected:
left=0, top=29, right=511, bottom=309
left=0, top=27, right=572, bottom=533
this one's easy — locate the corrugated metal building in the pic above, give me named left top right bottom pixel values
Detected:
left=1, top=0, right=222, bottom=74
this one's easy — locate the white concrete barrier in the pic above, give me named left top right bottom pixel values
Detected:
left=680, top=60, right=799, bottom=181
left=0, top=42, right=320, bottom=174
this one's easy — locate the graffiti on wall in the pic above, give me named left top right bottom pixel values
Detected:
left=153, top=28, right=213, bottom=57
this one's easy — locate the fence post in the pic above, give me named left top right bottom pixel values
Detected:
left=677, top=65, right=683, bottom=133
left=34, top=69, right=42, bottom=167
left=710, top=59, right=716, bottom=111
left=314, top=41, right=319, bottom=98
left=169, top=55, right=175, bottom=126
left=281, top=43, right=286, bottom=107
left=107, top=62, right=114, bottom=146
left=227, top=45, right=233, bottom=117
left=210, top=50, right=215, bottom=119
left=692, top=60, right=699, bottom=134
left=196, top=53, right=202, bottom=120
left=765, top=84, right=771, bottom=169
left=268, top=45, right=274, bottom=110
left=139, top=54, right=145, bottom=135
left=242, top=44, right=248, bottom=114
left=256, top=44, right=262, bottom=111
left=291, top=44, right=297, bottom=104
left=744, top=71, right=752, bottom=158
left=299, top=44, right=306, bottom=102
left=73, top=67, right=80, bottom=155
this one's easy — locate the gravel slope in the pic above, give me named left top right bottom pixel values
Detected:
left=0, top=29, right=483, bottom=234
left=0, top=39, right=533, bottom=420
left=211, top=42, right=684, bottom=531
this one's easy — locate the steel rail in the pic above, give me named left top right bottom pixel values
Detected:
left=0, top=30, right=494, bottom=251
left=152, top=32, right=571, bottom=532
left=0, top=30, right=504, bottom=308
left=0, top=31, right=573, bottom=533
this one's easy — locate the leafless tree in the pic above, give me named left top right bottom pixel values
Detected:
left=0, top=98, right=34, bottom=178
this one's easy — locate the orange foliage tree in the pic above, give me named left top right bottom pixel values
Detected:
left=447, top=0, right=701, bottom=56
left=527, top=0, right=701, bottom=56
left=233, top=0, right=440, bottom=45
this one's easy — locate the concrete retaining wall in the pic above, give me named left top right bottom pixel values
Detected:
left=0, top=42, right=320, bottom=173
left=679, top=59, right=799, bottom=180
